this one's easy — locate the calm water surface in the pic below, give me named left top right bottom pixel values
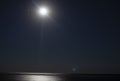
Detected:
left=1, top=73, right=120, bottom=81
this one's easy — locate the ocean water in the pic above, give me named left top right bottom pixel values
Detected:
left=0, top=73, right=120, bottom=81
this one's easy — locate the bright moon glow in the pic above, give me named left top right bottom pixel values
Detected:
left=38, top=7, right=49, bottom=16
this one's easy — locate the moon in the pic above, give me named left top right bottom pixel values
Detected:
left=38, top=7, right=49, bottom=16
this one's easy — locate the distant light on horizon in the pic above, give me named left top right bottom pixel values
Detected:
left=72, top=68, right=77, bottom=72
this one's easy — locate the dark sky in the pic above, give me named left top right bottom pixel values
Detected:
left=0, top=0, right=120, bottom=73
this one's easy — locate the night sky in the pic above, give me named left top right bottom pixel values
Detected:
left=0, top=0, right=120, bottom=74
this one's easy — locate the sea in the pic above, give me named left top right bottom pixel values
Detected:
left=0, top=73, right=120, bottom=81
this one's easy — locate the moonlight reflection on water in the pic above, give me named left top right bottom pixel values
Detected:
left=17, top=74, right=62, bottom=81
